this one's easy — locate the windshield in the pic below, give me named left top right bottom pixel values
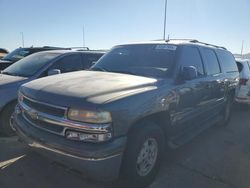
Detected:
left=2, top=48, right=31, bottom=61
left=2, top=52, right=60, bottom=77
left=91, top=44, right=176, bottom=78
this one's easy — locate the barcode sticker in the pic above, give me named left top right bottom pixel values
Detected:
left=155, top=45, right=177, bottom=51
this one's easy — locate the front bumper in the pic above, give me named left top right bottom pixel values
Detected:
left=13, top=113, right=127, bottom=181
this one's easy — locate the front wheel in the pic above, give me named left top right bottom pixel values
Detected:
left=0, top=102, right=16, bottom=136
left=120, top=122, right=165, bottom=188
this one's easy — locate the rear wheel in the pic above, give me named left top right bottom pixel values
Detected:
left=220, top=96, right=233, bottom=127
left=120, top=122, right=165, bottom=188
left=0, top=102, right=16, bottom=136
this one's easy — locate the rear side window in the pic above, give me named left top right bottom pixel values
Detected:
left=51, top=54, right=83, bottom=73
left=216, top=50, right=238, bottom=73
left=179, top=46, right=204, bottom=77
left=83, top=53, right=103, bottom=69
left=203, top=49, right=220, bottom=75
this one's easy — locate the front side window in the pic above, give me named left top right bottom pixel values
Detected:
left=51, top=54, right=83, bottom=73
left=83, top=54, right=103, bottom=69
left=2, top=52, right=60, bottom=77
left=179, top=46, right=204, bottom=77
left=203, top=49, right=221, bottom=75
left=91, top=44, right=177, bottom=78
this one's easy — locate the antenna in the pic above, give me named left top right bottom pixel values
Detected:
left=20, top=32, right=24, bottom=47
left=163, top=0, right=168, bottom=40
left=82, top=25, right=85, bottom=47
left=241, top=40, right=244, bottom=57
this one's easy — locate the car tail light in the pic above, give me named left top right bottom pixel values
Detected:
left=239, top=78, right=249, bottom=86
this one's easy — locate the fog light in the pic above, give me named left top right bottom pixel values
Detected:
left=65, top=130, right=112, bottom=143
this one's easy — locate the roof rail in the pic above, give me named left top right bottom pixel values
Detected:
left=189, top=40, right=227, bottom=50
left=42, top=46, right=71, bottom=49
left=165, top=39, right=197, bottom=42
left=70, top=47, right=90, bottom=50
left=166, top=39, right=227, bottom=50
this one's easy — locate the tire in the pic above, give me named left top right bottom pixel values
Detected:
left=220, top=96, right=233, bottom=127
left=0, top=101, right=17, bottom=136
left=120, top=122, right=165, bottom=188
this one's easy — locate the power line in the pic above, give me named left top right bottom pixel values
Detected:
left=82, top=25, right=85, bottom=47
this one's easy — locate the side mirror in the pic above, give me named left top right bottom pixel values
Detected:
left=182, top=66, right=198, bottom=80
left=48, top=69, right=61, bottom=76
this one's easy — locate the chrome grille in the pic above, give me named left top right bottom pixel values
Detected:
left=23, top=111, right=64, bottom=134
left=23, top=97, right=66, bottom=118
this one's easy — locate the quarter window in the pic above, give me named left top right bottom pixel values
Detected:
left=216, top=50, right=238, bottom=73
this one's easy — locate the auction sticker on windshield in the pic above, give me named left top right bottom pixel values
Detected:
left=155, top=45, right=177, bottom=51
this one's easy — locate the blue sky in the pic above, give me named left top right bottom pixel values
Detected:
left=0, top=0, right=249, bottom=54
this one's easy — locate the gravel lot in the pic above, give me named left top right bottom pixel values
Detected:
left=1, top=108, right=250, bottom=188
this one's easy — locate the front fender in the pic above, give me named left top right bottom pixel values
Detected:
left=103, top=87, right=177, bottom=137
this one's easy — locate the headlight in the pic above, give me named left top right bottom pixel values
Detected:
left=67, top=108, right=112, bottom=124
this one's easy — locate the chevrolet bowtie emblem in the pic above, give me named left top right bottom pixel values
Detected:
left=27, top=109, right=39, bottom=120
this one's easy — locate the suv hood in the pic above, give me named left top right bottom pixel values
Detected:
left=21, top=71, right=158, bottom=107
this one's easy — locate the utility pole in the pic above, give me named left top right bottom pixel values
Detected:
left=163, top=0, right=168, bottom=40
left=82, top=25, right=85, bottom=47
left=241, top=40, right=244, bottom=57
left=20, top=32, right=24, bottom=47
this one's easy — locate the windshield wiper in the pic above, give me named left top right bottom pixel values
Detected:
left=90, top=66, right=108, bottom=72
left=1, top=71, right=19, bottom=76
left=1, top=58, right=12, bottom=61
left=111, top=70, right=136, bottom=75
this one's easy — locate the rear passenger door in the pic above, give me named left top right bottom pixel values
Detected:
left=50, top=54, right=84, bottom=73
left=173, top=46, right=211, bottom=133
left=201, top=48, right=225, bottom=111
left=216, top=50, right=239, bottom=100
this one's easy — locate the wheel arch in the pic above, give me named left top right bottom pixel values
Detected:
left=0, top=99, right=17, bottom=115
left=127, top=110, right=171, bottom=140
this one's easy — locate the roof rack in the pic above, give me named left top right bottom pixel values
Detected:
left=42, top=46, right=71, bottom=50
left=166, top=39, right=197, bottom=42
left=70, top=47, right=90, bottom=51
left=189, top=40, right=227, bottom=50
left=166, top=39, right=227, bottom=50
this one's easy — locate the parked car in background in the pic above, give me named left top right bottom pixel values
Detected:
left=0, top=50, right=105, bottom=135
left=0, top=48, right=9, bottom=59
left=235, top=58, right=250, bottom=108
left=0, top=46, right=71, bottom=70
left=13, top=40, right=238, bottom=187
